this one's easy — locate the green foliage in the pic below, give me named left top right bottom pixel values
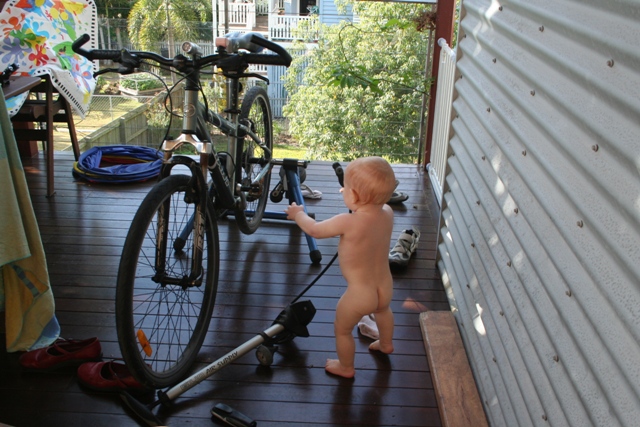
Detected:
left=283, top=1, right=433, bottom=163
left=94, top=0, right=131, bottom=18
left=120, top=75, right=165, bottom=91
left=127, top=0, right=212, bottom=51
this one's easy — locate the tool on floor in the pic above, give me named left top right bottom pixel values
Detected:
left=211, top=402, right=256, bottom=427
left=120, top=300, right=316, bottom=426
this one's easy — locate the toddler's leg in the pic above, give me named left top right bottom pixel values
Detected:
left=369, top=307, right=394, bottom=354
left=326, top=294, right=363, bottom=378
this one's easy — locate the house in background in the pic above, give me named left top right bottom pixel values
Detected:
left=212, top=0, right=354, bottom=41
left=212, top=0, right=355, bottom=117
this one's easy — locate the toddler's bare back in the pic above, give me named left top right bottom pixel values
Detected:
left=338, top=204, right=394, bottom=299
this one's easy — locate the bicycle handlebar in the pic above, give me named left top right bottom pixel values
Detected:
left=72, top=33, right=291, bottom=74
left=332, top=162, right=344, bottom=187
left=243, top=34, right=292, bottom=67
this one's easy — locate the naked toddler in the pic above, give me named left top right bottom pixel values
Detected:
left=285, top=156, right=396, bottom=378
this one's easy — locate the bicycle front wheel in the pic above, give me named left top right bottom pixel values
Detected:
left=234, top=85, right=273, bottom=234
left=116, top=174, right=219, bottom=388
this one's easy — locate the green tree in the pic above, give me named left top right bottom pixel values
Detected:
left=127, top=0, right=212, bottom=52
left=94, top=0, right=132, bottom=18
left=283, top=1, right=434, bottom=163
left=94, top=0, right=133, bottom=48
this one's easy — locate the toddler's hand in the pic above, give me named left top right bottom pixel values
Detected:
left=285, top=202, right=304, bottom=220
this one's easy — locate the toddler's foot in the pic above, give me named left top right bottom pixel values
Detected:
left=369, top=340, right=394, bottom=354
left=325, top=359, right=355, bottom=378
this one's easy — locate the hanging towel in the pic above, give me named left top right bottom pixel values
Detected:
left=0, top=90, right=60, bottom=352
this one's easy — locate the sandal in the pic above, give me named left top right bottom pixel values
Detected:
left=300, top=183, right=322, bottom=199
left=388, top=226, right=420, bottom=268
left=388, top=180, right=409, bottom=204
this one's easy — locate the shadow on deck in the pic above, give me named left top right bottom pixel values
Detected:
left=0, top=151, right=448, bottom=426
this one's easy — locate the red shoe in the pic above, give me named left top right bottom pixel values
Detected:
left=77, top=360, right=150, bottom=394
left=19, top=337, right=102, bottom=371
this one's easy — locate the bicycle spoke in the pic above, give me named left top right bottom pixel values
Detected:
left=117, top=175, right=219, bottom=388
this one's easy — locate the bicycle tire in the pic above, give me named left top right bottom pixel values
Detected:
left=234, top=85, right=273, bottom=234
left=116, top=174, right=219, bottom=388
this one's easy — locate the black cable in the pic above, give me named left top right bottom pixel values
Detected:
left=291, top=251, right=339, bottom=304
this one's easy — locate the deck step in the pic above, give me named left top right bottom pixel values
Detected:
left=420, top=311, right=489, bottom=427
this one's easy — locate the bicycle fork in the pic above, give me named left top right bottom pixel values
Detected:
left=154, top=154, right=213, bottom=288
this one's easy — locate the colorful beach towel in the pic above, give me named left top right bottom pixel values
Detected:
left=0, top=0, right=97, bottom=117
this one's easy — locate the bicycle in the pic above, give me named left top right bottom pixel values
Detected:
left=72, top=32, right=293, bottom=389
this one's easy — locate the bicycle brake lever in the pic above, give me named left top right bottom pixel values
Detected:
left=93, top=68, right=118, bottom=77
left=241, top=73, right=269, bottom=84
left=93, top=66, right=135, bottom=77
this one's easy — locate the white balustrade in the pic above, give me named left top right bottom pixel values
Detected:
left=268, top=13, right=312, bottom=40
left=428, top=38, right=457, bottom=207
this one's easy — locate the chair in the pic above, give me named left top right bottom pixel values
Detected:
left=11, top=74, right=81, bottom=197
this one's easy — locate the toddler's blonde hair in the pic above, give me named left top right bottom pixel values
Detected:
left=345, top=156, right=396, bottom=205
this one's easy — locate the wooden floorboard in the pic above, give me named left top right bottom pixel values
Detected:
left=1, top=151, right=447, bottom=427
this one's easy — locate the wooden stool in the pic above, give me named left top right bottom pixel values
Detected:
left=11, top=74, right=81, bottom=197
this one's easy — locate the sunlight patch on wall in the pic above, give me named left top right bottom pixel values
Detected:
left=474, top=303, right=486, bottom=336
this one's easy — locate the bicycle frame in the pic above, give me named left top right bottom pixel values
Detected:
left=71, top=33, right=293, bottom=390
left=159, top=44, right=237, bottom=208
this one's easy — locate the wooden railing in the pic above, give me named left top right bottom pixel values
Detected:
left=220, top=2, right=256, bottom=29
left=215, top=0, right=316, bottom=41
left=268, top=14, right=314, bottom=40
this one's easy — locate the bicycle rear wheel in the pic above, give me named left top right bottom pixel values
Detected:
left=234, top=85, right=273, bottom=234
left=116, top=174, right=219, bottom=388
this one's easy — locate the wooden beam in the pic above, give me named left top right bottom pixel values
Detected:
left=420, top=311, right=489, bottom=427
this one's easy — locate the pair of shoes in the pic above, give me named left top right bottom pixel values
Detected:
left=389, top=226, right=420, bottom=268
left=77, top=360, right=150, bottom=394
left=19, top=337, right=102, bottom=371
left=387, top=180, right=409, bottom=204
left=357, top=314, right=379, bottom=340
left=301, top=183, right=322, bottom=199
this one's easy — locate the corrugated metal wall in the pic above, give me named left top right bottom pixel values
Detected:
left=436, top=1, right=640, bottom=426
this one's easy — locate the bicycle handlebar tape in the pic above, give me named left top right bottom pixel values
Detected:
left=250, top=34, right=292, bottom=67
left=72, top=34, right=122, bottom=62
left=219, top=32, right=292, bottom=67
left=223, top=32, right=265, bottom=53
left=332, top=162, right=344, bottom=187
left=72, top=33, right=91, bottom=54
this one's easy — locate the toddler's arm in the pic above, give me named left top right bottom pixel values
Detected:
left=285, top=202, right=349, bottom=239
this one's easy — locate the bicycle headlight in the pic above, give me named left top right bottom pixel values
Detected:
left=181, top=42, right=201, bottom=56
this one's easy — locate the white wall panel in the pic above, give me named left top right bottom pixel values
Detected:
left=436, top=0, right=640, bottom=426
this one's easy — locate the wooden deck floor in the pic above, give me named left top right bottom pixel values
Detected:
left=0, top=151, right=448, bottom=427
